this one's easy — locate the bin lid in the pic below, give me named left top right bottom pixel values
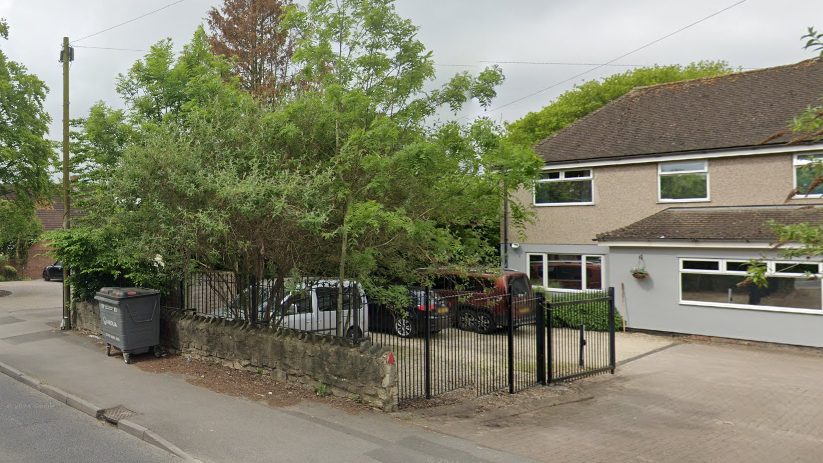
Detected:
left=96, top=287, right=160, bottom=298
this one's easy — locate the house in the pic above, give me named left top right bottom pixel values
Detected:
left=508, top=58, right=823, bottom=348
left=10, top=199, right=80, bottom=279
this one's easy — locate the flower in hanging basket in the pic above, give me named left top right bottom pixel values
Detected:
left=630, top=268, right=649, bottom=279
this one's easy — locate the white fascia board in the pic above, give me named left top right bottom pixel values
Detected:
left=543, top=143, right=823, bottom=171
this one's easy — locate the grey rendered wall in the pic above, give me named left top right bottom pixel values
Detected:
left=610, top=246, right=823, bottom=348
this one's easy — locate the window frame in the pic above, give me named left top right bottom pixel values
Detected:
left=679, top=258, right=823, bottom=314
left=527, top=253, right=605, bottom=292
left=793, top=154, right=823, bottom=198
left=658, top=160, right=710, bottom=203
left=533, top=168, right=594, bottom=206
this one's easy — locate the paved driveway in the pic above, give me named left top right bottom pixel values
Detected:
left=407, top=341, right=823, bottom=463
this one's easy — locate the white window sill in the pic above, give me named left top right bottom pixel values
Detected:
left=533, top=202, right=595, bottom=207
left=658, top=198, right=711, bottom=204
left=680, top=300, right=823, bottom=315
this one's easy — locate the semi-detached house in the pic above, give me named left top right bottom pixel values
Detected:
left=509, top=58, right=823, bottom=348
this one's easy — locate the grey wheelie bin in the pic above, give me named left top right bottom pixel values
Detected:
left=94, top=287, right=161, bottom=364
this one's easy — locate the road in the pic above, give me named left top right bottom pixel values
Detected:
left=0, top=372, right=178, bottom=463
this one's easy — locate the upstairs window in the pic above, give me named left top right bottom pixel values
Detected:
left=659, top=160, right=708, bottom=202
left=534, top=169, right=593, bottom=205
left=794, top=155, right=823, bottom=198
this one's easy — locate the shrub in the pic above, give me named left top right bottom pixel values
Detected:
left=540, top=289, right=622, bottom=332
left=1, top=264, right=18, bottom=281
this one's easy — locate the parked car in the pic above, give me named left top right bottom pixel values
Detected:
left=368, top=287, right=452, bottom=338
left=42, top=262, right=64, bottom=281
left=418, top=269, right=536, bottom=334
left=215, top=279, right=369, bottom=339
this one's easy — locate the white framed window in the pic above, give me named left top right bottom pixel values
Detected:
left=534, top=169, right=593, bottom=206
left=528, top=253, right=604, bottom=291
left=679, top=258, right=822, bottom=313
left=793, top=154, right=823, bottom=198
left=658, top=160, right=709, bottom=202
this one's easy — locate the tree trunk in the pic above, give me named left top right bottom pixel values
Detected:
left=336, top=196, right=352, bottom=337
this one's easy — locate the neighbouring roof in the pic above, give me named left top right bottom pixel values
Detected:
left=36, top=199, right=83, bottom=232
left=596, top=205, right=823, bottom=243
left=534, top=58, right=823, bottom=164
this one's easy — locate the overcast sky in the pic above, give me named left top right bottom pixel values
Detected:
left=0, top=0, right=821, bottom=141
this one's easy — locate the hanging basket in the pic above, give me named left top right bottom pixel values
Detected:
left=631, top=268, right=649, bottom=279
left=631, top=255, right=649, bottom=279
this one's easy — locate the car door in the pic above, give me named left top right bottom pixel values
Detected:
left=277, top=289, right=313, bottom=330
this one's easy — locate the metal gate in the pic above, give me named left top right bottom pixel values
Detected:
left=370, top=287, right=617, bottom=405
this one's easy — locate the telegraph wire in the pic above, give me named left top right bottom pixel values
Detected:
left=72, top=0, right=188, bottom=43
left=468, top=0, right=748, bottom=120
left=73, top=45, right=150, bottom=52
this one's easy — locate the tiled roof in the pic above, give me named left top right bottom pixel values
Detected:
left=36, top=199, right=83, bottom=232
left=596, top=205, right=823, bottom=242
left=534, top=58, right=823, bottom=164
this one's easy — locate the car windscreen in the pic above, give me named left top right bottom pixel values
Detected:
left=509, top=274, right=531, bottom=297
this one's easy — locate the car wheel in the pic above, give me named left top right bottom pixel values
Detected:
left=393, top=318, right=415, bottom=338
left=475, top=311, right=495, bottom=334
left=43, top=271, right=50, bottom=281
left=345, top=326, right=363, bottom=339
left=457, top=309, right=476, bottom=331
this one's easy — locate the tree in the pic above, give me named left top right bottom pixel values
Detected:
left=286, top=0, right=541, bottom=333
left=505, top=61, right=735, bottom=148
left=48, top=27, right=246, bottom=299
left=0, top=18, right=54, bottom=208
left=207, top=0, right=297, bottom=102
left=0, top=199, right=42, bottom=267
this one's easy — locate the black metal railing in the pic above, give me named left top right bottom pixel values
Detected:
left=161, top=272, right=366, bottom=340
left=161, top=271, right=616, bottom=406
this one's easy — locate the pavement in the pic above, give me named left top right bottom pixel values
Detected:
left=0, top=280, right=539, bottom=463
left=3, top=279, right=823, bottom=463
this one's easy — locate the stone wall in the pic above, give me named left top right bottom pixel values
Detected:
left=73, top=301, right=398, bottom=411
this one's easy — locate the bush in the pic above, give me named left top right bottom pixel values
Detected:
left=1, top=264, right=18, bottom=281
left=540, top=289, right=622, bottom=332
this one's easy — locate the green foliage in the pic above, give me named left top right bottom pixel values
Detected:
left=0, top=200, right=43, bottom=266
left=313, top=380, right=329, bottom=397
left=61, top=0, right=543, bottom=309
left=505, top=61, right=735, bottom=148
left=0, top=18, right=54, bottom=208
left=0, top=253, right=19, bottom=281
left=544, top=290, right=621, bottom=332
left=802, top=26, right=823, bottom=56
left=43, top=225, right=169, bottom=301
left=1, top=265, right=18, bottom=281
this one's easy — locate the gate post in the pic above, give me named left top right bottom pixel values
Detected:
left=424, top=287, right=432, bottom=399
left=178, top=278, right=184, bottom=311
left=250, top=274, right=258, bottom=324
left=536, top=292, right=546, bottom=386
left=507, top=284, right=515, bottom=394
left=547, top=302, right=554, bottom=384
left=608, top=286, right=616, bottom=374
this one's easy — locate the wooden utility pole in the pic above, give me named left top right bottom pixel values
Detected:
left=60, top=37, right=72, bottom=330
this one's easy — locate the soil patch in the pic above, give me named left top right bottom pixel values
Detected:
left=0, top=290, right=10, bottom=298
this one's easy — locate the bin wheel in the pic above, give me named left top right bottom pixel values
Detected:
left=123, top=352, right=131, bottom=364
left=106, top=344, right=112, bottom=357
left=153, top=346, right=162, bottom=358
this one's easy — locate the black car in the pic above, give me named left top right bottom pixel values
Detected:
left=42, top=262, right=64, bottom=281
left=368, top=288, right=452, bottom=338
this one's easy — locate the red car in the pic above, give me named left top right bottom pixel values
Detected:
left=418, top=269, right=535, bottom=334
